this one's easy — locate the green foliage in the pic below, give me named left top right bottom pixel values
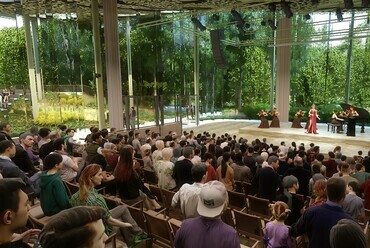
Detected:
left=240, top=103, right=270, bottom=119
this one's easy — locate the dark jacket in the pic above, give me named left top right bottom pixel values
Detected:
left=290, top=203, right=352, bottom=248
left=172, top=159, right=194, bottom=190
left=284, top=167, right=311, bottom=196
left=11, top=145, right=38, bottom=175
left=40, top=171, right=71, bottom=216
left=252, top=166, right=282, bottom=202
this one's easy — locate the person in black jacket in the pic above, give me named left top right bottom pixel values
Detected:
left=172, top=146, right=194, bottom=190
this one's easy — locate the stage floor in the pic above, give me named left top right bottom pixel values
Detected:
left=239, top=121, right=370, bottom=157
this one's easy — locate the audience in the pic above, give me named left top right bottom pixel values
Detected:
left=263, top=201, right=293, bottom=248
left=174, top=181, right=240, bottom=248
left=290, top=177, right=352, bottom=248
left=217, top=152, right=234, bottom=191
left=172, top=163, right=207, bottom=218
left=342, top=181, right=364, bottom=222
left=40, top=153, right=71, bottom=216
left=0, top=178, right=40, bottom=247
left=39, top=206, right=108, bottom=248
left=329, top=219, right=367, bottom=248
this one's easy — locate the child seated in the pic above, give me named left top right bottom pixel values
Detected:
left=263, top=201, right=293, bottom=248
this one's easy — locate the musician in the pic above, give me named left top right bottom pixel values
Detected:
left=269, top=108, right=280, bottom=128
left=346, top=106, right=359, bottom=136
left=258, top=109, right=269, bottom=128
left=331, top=111, right=344, bottom=133
left=292, top=109, right=304, bottom=128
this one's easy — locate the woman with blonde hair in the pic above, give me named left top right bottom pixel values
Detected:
left=264, top=201, right=293, bottom=248
left=152, top=140, right=164, bottom=164
left=70, top=164, right=148, bottom=246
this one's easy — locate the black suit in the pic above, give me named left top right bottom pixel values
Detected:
left=252, top=166, right=282, bottom=202
left=284, top=166, right=311, bottom=196
left=11, top=145, right=38, bottom=175
left=172, top=158, right=193, bottom=189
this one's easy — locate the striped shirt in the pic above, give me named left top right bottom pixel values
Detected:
left=70, top=188, right=112, bottom=234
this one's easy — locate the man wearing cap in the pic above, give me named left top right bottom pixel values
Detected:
left=11, top=132, right=39, bottom=176
left=174, top=181, right=240, bottom=248
left=252, top=155, right=283, bottom=202
left=290, top=177, right=352, bottom=248
left=171, top=163, right=207, bottom=219
left=0, top=178, right=40, bottom=247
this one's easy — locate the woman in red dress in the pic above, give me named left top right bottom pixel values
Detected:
left=306, top=104, right=320, bottom=134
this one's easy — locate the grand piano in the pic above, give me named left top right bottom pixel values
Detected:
left=340, top=103, right=370, bottom=133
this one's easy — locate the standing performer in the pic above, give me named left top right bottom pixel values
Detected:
left=346, top=106, right=359, bottom=137
left=258, top=109, right=269, bottom=128
left=306, top=104, right=320, bottom=134
left=291, top=109, right=304, bottom=128
left=269, top=108, right=280, bottom=128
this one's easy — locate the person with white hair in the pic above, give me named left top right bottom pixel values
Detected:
left=154, top=147, right=176, bottom=190
left=152, top=140, right=164, bottom=164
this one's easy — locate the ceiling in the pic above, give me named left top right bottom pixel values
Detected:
left=0, top=0, right=369, bottom=20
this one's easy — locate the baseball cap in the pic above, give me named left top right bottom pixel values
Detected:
left=197, top=181, right=227, bottom=218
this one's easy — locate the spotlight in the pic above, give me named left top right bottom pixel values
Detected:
left=191, top=17, right=206, bottom=31
left=336, top=9, right=343, bottom=22
left=344, top=0, right=354, bottom=9
left=268, top=19, right=277, bottom=30
left=231, top=10, right=244, bottom=26
left=212, top=14, right=220, bottom=21
left=362, top=0, right=369, bottom=7
left=281, top=1, right=293, bottom=18
left=304, top=14, right=311, bottom=20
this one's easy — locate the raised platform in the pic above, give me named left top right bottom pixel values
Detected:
left=239, top=122, right=370, bottom=156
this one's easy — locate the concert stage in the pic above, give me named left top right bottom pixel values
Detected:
left=238, top=121, right=370, bottom=156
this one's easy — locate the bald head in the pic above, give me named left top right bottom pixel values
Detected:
left=294, top=156, right=303, bottom=167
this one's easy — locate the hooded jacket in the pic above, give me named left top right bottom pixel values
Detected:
left=40, top=171, right=71, bottom=216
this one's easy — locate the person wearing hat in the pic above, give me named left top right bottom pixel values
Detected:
left=11, top=132, right=39, bottom=176
left=0, top=178, right=40, bottom=247
left=280, top=175, right=304, bottom=226
left=40, top=153, right=71, bottom=216
left=174, top=181, right=240, bottom=248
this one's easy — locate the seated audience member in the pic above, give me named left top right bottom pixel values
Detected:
left=230, top=152, right=252, bottom=183
left=217, top=152, right=234, bottom=191
left=141, top=144, right=154, bottom=171
left=280, top=175, right=304, bottom=226
left=341, top=163, right=358, bottom=185
left=322, top=151, right=338, bottom=178
left=252, top=156, right=282, bottom=202
left=0, top=140, right=41, bottom=194
left=290, top=178, right=352, bottom=248
left=11, top=132, right=39, bottom=175
left=113, top=145, right=161, bottom=210
left=330, top=219, right=367, bottom=248
left=70, top=164, right=149, bottom=246
left=0, top=178, right=40, bottom=247
left=204, top=152, right=217, bottom=182
left=264, top=201, right=293, bottom=248
left=154, top=147, right=176, bottom=190
left=351, top=163, right=370, bottom=185
left=38, top=127, right=51, bottom=149
left=342, top=181, right=364, bottom=222
left=308, top=164, right=326, bottom=195
left=52, top=138, right=79, bottom=182
left=174, top=181, right=240, bottom=248
left=172, top=163, right=207, bottom=219
left=172, top=146, right=194, bottom=190
left=39, top=131, right=61, bottom=160
left=39, top=206, right=108, bottom=248
left=40, top=153, right=71, bottom=216
left=309, top=179, right=327, bottom=207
